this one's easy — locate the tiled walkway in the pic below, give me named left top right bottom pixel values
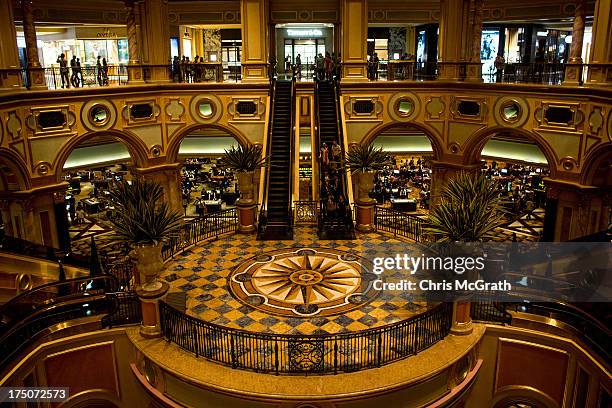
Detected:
left=161, top=227, right=430, bottom=335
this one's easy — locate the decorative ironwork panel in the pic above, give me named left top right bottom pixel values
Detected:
left=294, top=201, right=318, bottom=224
left=288, top=338, right=325, bottom=373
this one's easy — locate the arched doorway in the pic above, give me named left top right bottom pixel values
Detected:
left=581, top=144, right=612, bottom=234
left=0, top=148, right=32, bottom=240
left=362, top=123, right=441, bottom=213
left=56, top=131, right=148, bottom=256
left=169, top=126, right=246, bottom=218
left=469, top=129, right=555, bottom=242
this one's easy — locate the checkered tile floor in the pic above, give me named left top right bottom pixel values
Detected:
left=161, top=227, right=430, bottom=335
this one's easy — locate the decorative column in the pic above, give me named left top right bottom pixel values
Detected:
left=563, top=0, right=586, bottom=85
left=340, top=0, right=368, bottom=82
left=451, top=301, right=473, bottom=335
left=137, top=282, right=169, bottom=338
left=125, top=0, right=144, bottom=84
left=0, top=0, right=23, bottom=91
left=437, top=0, right=468, bottom=81
left=240, top=0, right=269, bottom=82
left=586, top=0, right=612, bottom=86
left=464, top=0, right=484, bottom=82
left=133, top=164, right=183, bottom=215
left=140, top=0, right=171, bottom=83
left=21, top=0, right=46, bottom=89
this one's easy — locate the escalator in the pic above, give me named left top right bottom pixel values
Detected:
left=315, top=80, right=355, bottom=240
left=258, top=79, right=295, bottom=240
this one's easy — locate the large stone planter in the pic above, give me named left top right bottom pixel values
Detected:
left=236, top=171, right=257, bottom=233
left=134, top=243, right=164, bottom=292
left=352, top=172, right=376, bottom=232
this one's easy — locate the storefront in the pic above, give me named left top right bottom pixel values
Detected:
left=275, top=24, right=334, bottom=75
left=20, top=26, right=129, bottom=68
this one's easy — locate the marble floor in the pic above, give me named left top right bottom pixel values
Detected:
left=161, top=227, right=431, bottom=335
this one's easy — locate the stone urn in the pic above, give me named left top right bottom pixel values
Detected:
left=237, top=171, right=255, bottom=203
left=352, top=171, right=376, bottom=204
left=134, top=243, right=164, bottom=292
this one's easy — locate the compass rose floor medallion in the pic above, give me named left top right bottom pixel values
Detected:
left=229, top=248, right=378, bottom=317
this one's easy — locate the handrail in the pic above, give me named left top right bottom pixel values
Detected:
left=159, top=301, right=452, bottom=375
left=332, top=78, right=352, bottom=220
left=0, top=274, right=118, bottom=335
left=258, top=77, right=277, bottom=228
left=287, top=76, right=297, bottom=221
left=373, top=206, right=423, bottom=242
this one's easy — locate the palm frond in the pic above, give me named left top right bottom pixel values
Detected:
left=107, top=179, right=184, bottom=245
left=345, top=143, right=391, bottom=173
left=425, top=172, right=506, bottom=242
left=220, top=144, right=267, bottom=172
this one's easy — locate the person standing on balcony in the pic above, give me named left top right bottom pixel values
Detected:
left=494, top=54, right=505, bottom=83
left=102, top=58, right=109, bottom=85
left=70, top=56, right=79, bottom=87
left=57, top=54, right=69, bottom=88
left=295, top=54, right=302, bottom=79
left=372, top=53, right=380, bottom=80
left=285, top=55, right=291, bottom=74
left=315, top=53, right=324, bottom=80
left=96, top=56, right=103, bottom=86
left=76, top=58, right=83, bottom=85
left=324, top=52, right=333, bottom=80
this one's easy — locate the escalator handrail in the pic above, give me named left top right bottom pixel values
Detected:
left=259, top=77, right=277, bottom=222
left=313, top=79, right=324, bottom=228
left=331, top=78, right=352, bottom=223
left=287, top=77, right=297, bottom=220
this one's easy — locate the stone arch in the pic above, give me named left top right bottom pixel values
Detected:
left=580, top=143, right=612, bottom=186
left=0, top=147, right=32, bottom=191
left=166, top=123, right=251, bottom=164
left=360, top=121, right=444, bottom=160
left=52, top=129, right=150, bottom=182
left=462, top=126, right=558, bottom=178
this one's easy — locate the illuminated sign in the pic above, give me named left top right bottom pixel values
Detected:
left=287, top=29, right=323, bottom=37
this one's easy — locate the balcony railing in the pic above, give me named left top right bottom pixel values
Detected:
left=159, top=301, right=452, bottom=375
left=373, top=206, right=424, bottom=242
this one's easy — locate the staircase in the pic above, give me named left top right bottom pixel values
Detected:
left=258, top=79, right=294, bottom=240
left=315, top=80, right=355, bottom=240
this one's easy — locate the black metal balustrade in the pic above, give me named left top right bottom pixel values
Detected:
left=159, top=301, right=452, bottom=375
left=373, top=206, right=424, bottom=242
left=293, top=201, right=319, bottom=225
left=101, top=291, right=142, bottom=328
left=162, top=208, right=238, bottom=259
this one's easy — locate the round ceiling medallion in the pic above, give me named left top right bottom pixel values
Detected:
left=229, top=248, right=378, bottom=317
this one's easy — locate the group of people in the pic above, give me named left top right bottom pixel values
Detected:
left=319, top=141, right=348, bottom=220
left=56, top=54, right=109, bottom=88
left=372, top=157, right=431, bottom=209
left=171, top=56, right=214, bottom=83
left=284, top=52, right=342, bottom=80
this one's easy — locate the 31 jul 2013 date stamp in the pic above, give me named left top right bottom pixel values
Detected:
left=0, top=387, right=69, bottom=402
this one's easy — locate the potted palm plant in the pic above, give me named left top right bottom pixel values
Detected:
left=107, top=179, right=183, bottom=291
left=425, top=172, right=505, bottom=242
left=220, top=144, right=267, bottom=202
left=346, top=143, right=390, bottom=203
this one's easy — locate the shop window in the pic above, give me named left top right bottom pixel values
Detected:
left=38, top=111, right=67, bottom=128
left=457, top=101, right=480, bottom=116
left=544, top=106, right=574, bottom=125
left=130, top=103, right=154, bottom=120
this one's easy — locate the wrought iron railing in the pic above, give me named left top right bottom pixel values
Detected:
left=101, top=291, right=142, bottom=328
left=159, top=301, right=452, bottom=375
left=471, top=295, right=512, bottom=325
left=373, top=206, right=424, bottom=242
left=162, top=208, right=238, bottom=259
left=294, top=201, right=319, bottom=225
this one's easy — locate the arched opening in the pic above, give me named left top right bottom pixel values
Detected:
left=362, top=123, right=441, bottom=212
left=0, top=149, right=32, bottom=239
left=171, top=126, right=245, bottom=217
left=471, top=130, right=555, bottom=242
left=57, top=132, right=148, bottom=256
left=581, top=145, right=612, bottom=233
